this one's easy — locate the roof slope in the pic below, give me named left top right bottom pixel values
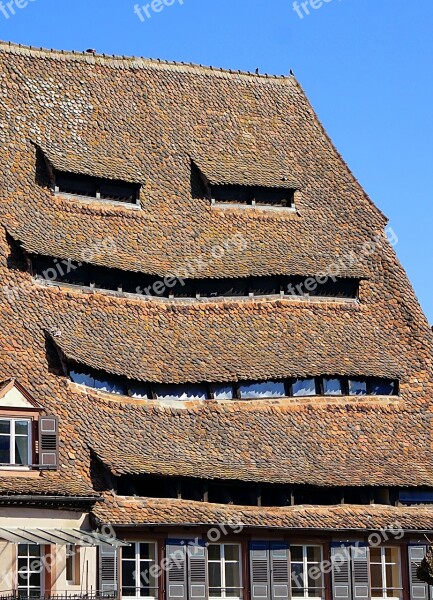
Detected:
left=0, top=43, right=432, bottom=502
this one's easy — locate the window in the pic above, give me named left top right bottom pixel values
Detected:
left=291, top=546, right=324, bottom=598
left=292, top=379, right=317, bottom=397
left=371, top=379, right=396, bottom=396
left=208, top=544, right=242, bottom=599
left=212, top=384, right=236, bottom=400
left=349, top=379, right=368, bottom=396
left=211, top=185, right=294, bottom=208
left=153, top=384, right=208, bottom=402
left=55, top=171, right=140, bottom=205
left=0, top=418, right=31, bottom=466
left=239, top=381, right=286, bottom=399
left=370, top=547, right=402, bottom=599
left=121, top=542, right=158, bottom=599
left=66, top=544, right=79, bottom=585
left=323, top=378, right=343, bottom=396
left=17, top=544, right=42, bottom=598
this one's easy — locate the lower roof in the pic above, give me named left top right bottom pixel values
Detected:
left=94, top=494, right=433, bottom=531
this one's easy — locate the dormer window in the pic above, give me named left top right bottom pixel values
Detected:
left=54, top=171, right=141, bottom=206
left=0, top=379, right=59, bottom=471
left=210, top=185, right=295, bottom=208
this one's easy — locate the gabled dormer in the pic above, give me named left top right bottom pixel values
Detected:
left=0, top=379, right=59, bottom=472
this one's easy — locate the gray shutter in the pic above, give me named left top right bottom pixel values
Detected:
left=351, top=546, right=370, bottom=600
left=38, top=416, right=58, bottom=469
left=331, top=546, right=352, bottom=600
left=250, top=542, right=271, bottom=600
left=99, top=545, right=118, bottom=594
left=409, top=546, right=429, bottom=600
left=166, top=543, right=187, bottom=600
left=270, top=542, right=290, bottom=600
left=187, top=543, right=208, bottom=600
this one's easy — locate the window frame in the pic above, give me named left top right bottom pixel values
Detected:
left=208, top=543, right=242, bottom=600
left=121, top=541, right=158, bottom=600
left=290, top=544, right=325, bottom=600
left=0, top=417, right=32, bottom=469
left=54, top=171, right=141, bottom=207
left=17, top=543, right=43, bottom=597
left=370, top=546, right=402, bottom=600
left=66, top=544, right=79, bottom=586
left=210, top=184, right=295, bottom=209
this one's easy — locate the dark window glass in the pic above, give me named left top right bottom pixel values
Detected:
left=211, top=185, right=253, bottom=204
left=370, top=379, right=396, bottom=396
left=212, top=385, right=235, bottom=400
left=70, top=370, right=95, bottom=388
left=254, top=187, right=293, bottom=207
left=56, top=173, right=98, bottom=197
left=292, top=378, right=317, bottom=397
left=154, top=384, right=208, bottom=401
left=56, top=172, right=139, bottom=204
left=349, top=379, right=367, bottom=396
left=239, top=381, right=286, bottom=399
left=323, top=378, right=344, bottom=396
left=248, top=277, right=281, bottom=296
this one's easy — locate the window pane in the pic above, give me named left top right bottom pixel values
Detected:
left=371, top=379, right=395, bottom=396
left=140, top=543, right=156, bottom=561
left=0, top=435, right=11, bottom=463
left=122, top=545, right=136, bottom=560
left=370, top=564, right=383, bottom=589
left=292, top=378, right=317, bottom=397
left=15, top=421, right=29, bottom=436
left=139, top=565, right=156, bottom=596
left=129, top=385, right=150, bottom=400
left=15, top=435, right=29, bottom=466
left=291, top=563, right=305, bottom=592
left=213, top=385, right=234, bottom=400
left=291, top=546, right=304, bottom=562
left=225, top=561, right=241, bottom=589
left=384, top=547, right=399, bottom=564
left=93, top=375, right=126, bottom=395
left=122, top=560, right=137, bottom=588
left=208, top=545, right=221, bottom=561
left=208, top=562, right=222, bottom=589
left=386, top=563, right=401, bottom=589
left=224, top=545, right=240, bottom=562
left=349, top=379, right=367, bottom=396
left=323, top=378, right=343, bottom=396
left=70, top=369, right=95, bottom=387
left=370, top=548, right=382, bottom=563
left=154, top=384, right=207, bottom=401
left=0, top=420, right=10, bottom=434
left=307, top=547, right=322, bottom=563
left=239, top=381, right=286, bottom=399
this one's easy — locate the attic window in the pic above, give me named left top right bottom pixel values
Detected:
left=67, top=366, right=399, bottom=401
left=54, top=172, right=140, bottom=205
left=31, top=254, right=360, bottom=301
left=211, top=185, right=295, bottom=208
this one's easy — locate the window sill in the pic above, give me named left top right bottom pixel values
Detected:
left=35, top=279, right=359, bottom=307
left=54, top=192, right=141, bottom=210
left=211, top=202, right=297, bottom=214
left=0, top=467, right=41, bottom=478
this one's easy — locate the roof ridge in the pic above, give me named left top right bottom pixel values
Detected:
left=0, top=40, right=295, bottom=82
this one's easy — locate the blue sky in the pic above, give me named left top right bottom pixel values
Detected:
left=1, top=0, right=432, bottom=321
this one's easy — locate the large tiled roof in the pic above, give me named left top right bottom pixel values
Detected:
left=0, top=42, right=432, bottom=507
left=84, top=393, right=433, bottom=487
left=95, top=494, right=433, bottom=531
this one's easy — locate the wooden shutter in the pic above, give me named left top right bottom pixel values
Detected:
left=250, top=542, right=271, bottom=600
left=38, top=416, right=59, bottom=470
left=99, top=545, right=118, bottom=594
left=331, top=546, right=352, bottom=600
left=409, top=546, right=430, bottom=600
left=270, top=542, right=290, bottom=600
left=351, top=546, right=370, bottom=600
left=187, top=543, right=208, bottom=600
left=166, top=543, right=187, bottom=600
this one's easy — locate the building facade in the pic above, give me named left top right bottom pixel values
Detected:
left=1, top=41, right=433, bottom=600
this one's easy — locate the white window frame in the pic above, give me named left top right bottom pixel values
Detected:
left=121, top=541, right=158, bottom=600
left=66, top=544, right=76, bottom=585
left=17, top=544, right=44, bottom=597
left=290, top=545, right=324, bottom=599
left=370, top=546, right=402, bottom=599
left=208, top=543, right=242, bottom=600
left=0, top=417, right=32, bottom=468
